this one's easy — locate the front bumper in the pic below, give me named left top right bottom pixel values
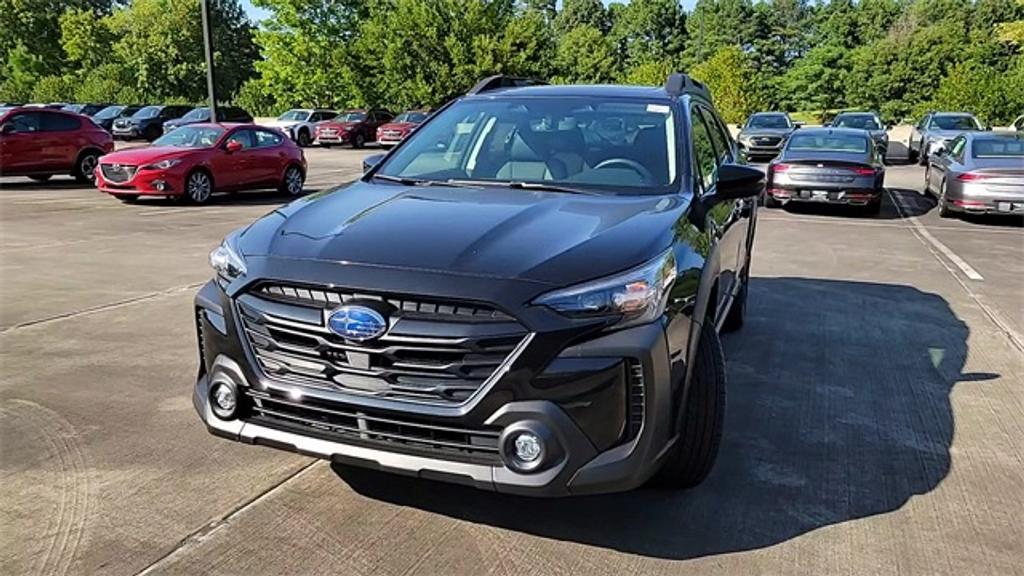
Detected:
left=112, top=126, right=140, bottom=138
left=95, top=166, right=186, bottom=196
left=315, top=132, right=351, bottom=145
left=193, top=280, right=677, bottom=496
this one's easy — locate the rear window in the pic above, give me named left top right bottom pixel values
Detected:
left=788, top=134, right=868, bottom=153
left=972, top=138, right=1024, bottom=158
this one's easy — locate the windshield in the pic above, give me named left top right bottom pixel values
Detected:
left=334, top=112, right=366, bottom=122
left=133, top=106, right=161, bottom=119
left=833, top=114, right=881, bottom=130
left=747, top=114, right=790, bottom=129
left=788, top=133, right=868, bottom=153
left=278, top=110, right=309, bottom=122
left=377, top=97, right=678, bottom=193
left=63, top=104, right=84, bottom=113
left=395, top=112, right=428, bottom=123
left=929, top=115, right=980, bottom=130
left=152, top=125, right=224, bottom=148
left=180, top=108, right=209, bottom=122
left=972, top=137, right=1024, bottom=158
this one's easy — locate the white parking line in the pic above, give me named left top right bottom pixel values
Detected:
left=888, top=190, right=984, bottom=281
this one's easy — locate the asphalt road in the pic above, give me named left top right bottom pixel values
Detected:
left=1, top=149, right=1022, bottom=576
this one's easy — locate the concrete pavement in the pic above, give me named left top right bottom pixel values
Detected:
left=1, top=152, right=1021, bottom=575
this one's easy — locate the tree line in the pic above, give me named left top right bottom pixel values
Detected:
left=1, top=0, right=1022, bottom=125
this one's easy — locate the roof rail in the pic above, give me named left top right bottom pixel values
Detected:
left=467, top=75, right=548, bottom=95
left=664, top=72, right=710, bottom=100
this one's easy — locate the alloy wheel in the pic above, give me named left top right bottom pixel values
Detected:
left=285, top=167, right=304, bottom=196
left=187, top=171, right=212, bottom=204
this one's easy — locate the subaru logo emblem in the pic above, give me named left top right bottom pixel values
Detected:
left=327, top=305, right=387, bottom=341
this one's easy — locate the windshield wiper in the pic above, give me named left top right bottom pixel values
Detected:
left=445, top=179, right=598, bottom=195
left=372, top=174, right=434, bottom=186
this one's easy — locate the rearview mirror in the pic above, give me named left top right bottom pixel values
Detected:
left=225, top=140, right=243, bottom=153
left=362, top=153, right=385, bottom=173
left=716, top=163, right=764, bottom=200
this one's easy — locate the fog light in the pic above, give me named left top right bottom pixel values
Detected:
left=514, top=433, right=542, bottom=463
left=210, top=381, right=237, bottom=420
left=153, top=180, right=166, bottom=192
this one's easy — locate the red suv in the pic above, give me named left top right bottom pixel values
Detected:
left=376, top=109, right=430, bottom=148
left=0, top=107, right=114, bottom=183
left=94, top=123, right=306, bottom=204
left=314, top=109, right=393, bottom=148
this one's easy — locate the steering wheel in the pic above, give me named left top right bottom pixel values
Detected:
left=593, top=158, right=654, bottom=183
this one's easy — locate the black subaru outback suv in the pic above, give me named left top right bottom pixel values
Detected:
left=193, top=74, right=762, bottom=496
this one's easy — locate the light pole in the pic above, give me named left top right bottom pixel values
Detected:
left=200, top=0, right=218, bottom=122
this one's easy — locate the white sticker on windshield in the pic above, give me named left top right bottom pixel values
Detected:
left=455, top=122, right=475, bottom=134
left=647, top=104, right=671, bottom=114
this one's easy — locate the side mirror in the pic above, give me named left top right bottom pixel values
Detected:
left=793, top=122, right=804, bottom=130
left=225, top=140, right=243, bottom=153
left=716, top=163, right=764, bottom=200
left=984, top=125, right=992, bottom=131
left=362, top=153, right=385, bottom=173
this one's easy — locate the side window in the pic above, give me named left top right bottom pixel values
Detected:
left=226, top=129, right=255, bottom=149
left=917, top=115, right=928, bottom=130
left=41, top=112, right=80, bottom=132
left=4, top=112, right=42, bottom=133
left=366, top=111, right=377, bottom=123
left=700, top=107, right=732, bottom=165
left=254, top=129, right=282, bottom=148
left=949, top=137, right=966, bottom=162
left=314, top=111, right=331, bottom=122
left=690, top=108, right=718, bottom=192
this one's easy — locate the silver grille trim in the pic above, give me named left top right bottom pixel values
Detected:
left=100, top=163, right=137, bottom=183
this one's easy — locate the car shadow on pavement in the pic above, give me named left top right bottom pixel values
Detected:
left=334, top=277, right=991, bottom=560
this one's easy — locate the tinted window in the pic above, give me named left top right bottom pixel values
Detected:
left=335, top=112, right=367, bottom=122
left=972, top=138, right=1024, bottom=157
left=278, top=110, right=309, bottom=122
left=93, top=106, right=124, bottom=120
left=395, top=112, right=428, bottom=123
left=929, top=115, right=980, bottom=130
left=701, top=107, right=732, bottom=165
left=378, top=97, right=679, bottom=193
left=949, top=137, right=966, bottom=161
left=224, top=108, right=250, bottom=121
left=41, top=112, right=81, bottom=131
left=313, top=111, right=335, bottom=122
left=832, top=114, right=881, bottom=130
left=254, top=130, right=283, bottom=147
left=3, top=112, right=42, bottom=133
left=152, top=125, right=224, bottom=148
left=690, top=108, right=718, bottom=191
left=788, top=133, right=869, bottom=153
left=746, top=114, right=790, bottom=129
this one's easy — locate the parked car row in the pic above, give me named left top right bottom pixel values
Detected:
left=261, top=107, right=430, bottom=148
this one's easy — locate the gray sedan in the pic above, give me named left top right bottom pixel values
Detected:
left=766, top=128, right=885, bottom=214
left=910, top=112, right=985, bottom=166
left=829, top=111, right=889, bottom=160
left=737, top=112, right=796, bottom=160
left=925, top=132, right=1024, bottom=218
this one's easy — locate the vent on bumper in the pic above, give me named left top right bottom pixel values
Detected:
left=627, top=360, right=645, bottom=439
left=245, top=389, right=502, bottom=464
left=235, top=285, right=529, bottom=405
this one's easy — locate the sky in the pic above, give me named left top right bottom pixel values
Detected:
left=241, top=0, right=701, bottom=24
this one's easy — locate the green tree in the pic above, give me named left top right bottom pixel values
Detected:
left=31, top=75, right=75, bottom=102
left=553, top=25, right=619, bottom=84
left=612, top=0, right=687, bottom=68
left=691, top=45, right=761, bottom=123
left=685, top=0, right=753, bottom=66
left=554, top=0, right=608, bottom=34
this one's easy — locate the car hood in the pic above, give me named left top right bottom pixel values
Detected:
left=237, top=182, right=685, bottom=286
left=99, top=146, right=196, bottom=165
left=739, top=128, right=792, bottom=137
left=927, top=129, right=972, bottom=140
left=380, top=122, right=417, bottom=131
left=165, top=117, right=202, bottom=128
left=264, top=119, right=301, bottom=129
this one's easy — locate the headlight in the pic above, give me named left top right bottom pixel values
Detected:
left=142, top=159, right=182, bottom=170
left=534, top=249, right=677, bottom=329
left=209, top=234, right=246, bottom=282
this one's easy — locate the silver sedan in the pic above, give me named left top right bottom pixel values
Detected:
left=925, top=132, right=1024, bottom=218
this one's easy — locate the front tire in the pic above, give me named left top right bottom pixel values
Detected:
left=918, top=141, right=929, bottom=166
left=74, top=151, right=100, bottom=184
left=185, top=169, right=213, bottom=204
left=353, top=133, right=366, bottom=149
left=650, top=321, right=726, bottom=489
left=296, top=129, right=311, bottom=147
left=938, top=180, right=954, bottom=218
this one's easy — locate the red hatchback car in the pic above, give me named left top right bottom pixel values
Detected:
left=0, top=107, right=114, bottom=183
left=94, top=123, right=306, bottom=204
left=376, top=109, right=430, bottom=148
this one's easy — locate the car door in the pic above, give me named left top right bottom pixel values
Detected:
left=0, top=111, right=44, bottom=174
left=212, top=128, right=256, bottom=189
left=912, top=114, right=930, bottom=155
left=701, top=106, right=751, bottom=281
left=40, top=112, right=83, bottom=171
left=930, top=136, right=965, bottom=191
left=690, top=104, right=737, bottom=317
left=250, top=129, right=288, bottom=185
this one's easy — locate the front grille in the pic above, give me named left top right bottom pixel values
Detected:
left=627, top=360, right=645, bottom=439
left=754, top=136, right=781, bottom=146
left=246, top=389, right=502, bottom=464
left=382, top=130, right=403, bottom=139
left=100, top=163, right=137, bottom=183
left=236, top=285, right=529, bottom=405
